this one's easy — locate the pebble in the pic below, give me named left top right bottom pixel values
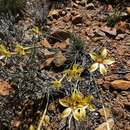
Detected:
left=72, top=15, right=83, bottom=24
left=86, top=3, right=95, bottom=10
left=111, top=80, right=130, bottom=90
left=124, top=73, right=130, bottom=81
left=95, top=118, right=114, bottom=130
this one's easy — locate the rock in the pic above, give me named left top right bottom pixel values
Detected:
left=0, top=79, right=13, bottom=96
left=53, top=51, right=66, bottom=67
left=115, top=21, right=127, bottom=32
left=86, top=3, right=95, bottom=10
left=95, top=118, right=114, bottom=130
left=116, top=45, right=126, bottom=56
left=72, top=3, right=79, bottom=8
left=53, top=39, right=69, bottom=49
left=40, top=38, right=52, bottom=48
left=51, top=30, right=70, bottom=42
left=105, top=74, right=119, bottom=81
left=124, top=73, right=130, bottom=81
left=48, top=9, right=60, bottom=19
left=127, top=94, right=130, bottom=102
left=72, top=15, right=83, bottom=25
left=98, top=108, right=112, bottom=119
left=101, top=27, right=117, bottom=36
left=43, top=58, right=54, bottom=68
left=63, top=14, right=71, bottom=22
left=94, top=29, right=106, bottom=37
left=80, top=0, right=86, bottom=6
left=43, top=49, right=55, bottom=58
left=127, top=60, right=130, bottom=67
left=111, top=80, right=130, bottom=90
left=127, top=7, right=130, bottom=15
left=116, top=34, right=125, bottom=40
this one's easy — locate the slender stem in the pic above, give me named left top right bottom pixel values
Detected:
left=37, top=89, right=49, bottom=130
left=59, top=74, right=67, bottom=82
left=68, top=114, right=72, bottom=129
left=90, top=73, right=110, bottom=130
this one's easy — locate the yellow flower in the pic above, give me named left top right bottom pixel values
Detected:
left=29, top=125, right=35, bottom=130
left=64, top=64, right=83, bottom=82
left=15, top=44, right=30, bottom=55
left=32, top=26, right=42, bottom=35
left=59, top=89, right=95, bottom=121
left=52, top=80, right=62, bottom=89
left=0, top=44, right=11, bottom=60
left=89, top=48, right=115, bottom=75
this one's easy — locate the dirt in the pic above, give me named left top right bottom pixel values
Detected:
left=0, top=0, right=130, bottom=130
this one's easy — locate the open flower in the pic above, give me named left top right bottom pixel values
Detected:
left=52, top=80, right=62, bottom=89
left=64, top=64, right=83, bottom=82
left=52, top=74, right=66, bottom=89
left=15, top=44, right=30, bottom=55
left=32, top=26, right=42, bottom=36
left=59, top=89, right=95, bottom=121
left=89, top=48, right=115, bottom=75
left=0, top=44, right=11, bottom=61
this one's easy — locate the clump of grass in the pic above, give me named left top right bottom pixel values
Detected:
left=66, top=33, right=85, bottom=64
left=107, top=9, right=122, bottom=27
left=69, top=33, right=85, bottom=51
left=0, top=0, right=26, bottom=14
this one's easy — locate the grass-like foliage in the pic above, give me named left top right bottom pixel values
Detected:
left=69, top=33, right=85, bottom=51
left=0, top=0, right=26, bottom=14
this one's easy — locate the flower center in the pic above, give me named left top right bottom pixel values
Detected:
left=96, top=58, right=103, bottom=64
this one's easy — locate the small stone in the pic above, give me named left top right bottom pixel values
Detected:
left=98, top=108, right=112, bottom=118
left=0, top=79, right=13, bottom=96
left=43, top=58, right=54, bottom=68
left=94, top=29, right=106, bottom=37
left=72, top=15, right=83, bottom=25
left=80, top=0, right=86, bottom=6
left=127, top=60, right=130, bottom=67
left=43, top=49, right=55, bottom=58
left=86, top=3, right=95, bottom=10
left=116, top=45, right=126, bottom=56
left=127, top=7, right=130, bottom=15
left=51, top=30, right=70, bottom=42
left=111, top=80, right=130, bottom=90
left=124, top=73, right=130, bottom=81
left=105, top=74, right=119, bottom=81
left=127, top=94, right=130, bottom=102
left=95, top=118, right=114, bottom=130
left=41, top=38, right=52, bottom=48
left=53, top=51, right=66, bottom=67
left=72, top=3, right=79, bottom=8
left=101, top=27, right=117, bottom=36
left=116, top=34, right=125, bottom=40
left=63, top=14, right=71, bottom=22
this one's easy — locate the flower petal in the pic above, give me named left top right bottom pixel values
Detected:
left=90, top=63, right=99, bottom=72
left=73, top=108, right=86, bottom=121
left=84, top=95, right=93, bottom=103
left=87, top=104, right=95, bottom=111
left=61, top=108, right=72, bottom=118
left=59, top=98, right=69, bottom=107
left=99, top=64, right=107, bottom=75
left=72, top=89, right=83, bottom=100
left=52, top=80, right=62, bottom=89
left=89, top=52, right=98, bottom=61
left=0, top=56, right=5, bottom=60
left=72, top=64, right=78, bottom=70
left=101, top=48, right=108, bottom=58
left=103, top=59, right=115, bottom=65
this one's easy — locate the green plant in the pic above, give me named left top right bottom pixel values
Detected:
left=0, top=0, right=26, bottom=14
left=89, top=48, right=115, bottom=75
left=59, top=89, right=95, bottom=121
left=69, top=33, right=85, bottom=51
